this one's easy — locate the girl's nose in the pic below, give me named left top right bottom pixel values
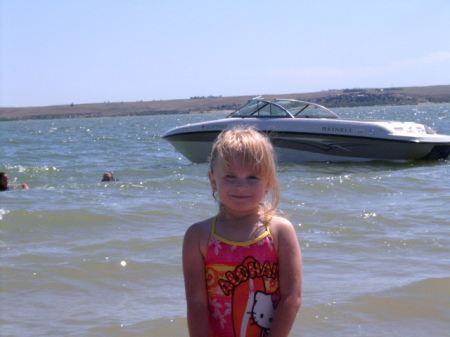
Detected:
left=234, top=178, right=248, bottom=189
left=234, top=179, right=246, bottom=188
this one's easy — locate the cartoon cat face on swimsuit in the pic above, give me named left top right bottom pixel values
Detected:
left=250, top=291, right=275, bottom=331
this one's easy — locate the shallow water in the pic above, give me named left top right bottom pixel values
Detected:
left=1, top=104, right=449, bottom=336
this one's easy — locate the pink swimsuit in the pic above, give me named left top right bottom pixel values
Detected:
left=205, top=217, right=279, bottom=337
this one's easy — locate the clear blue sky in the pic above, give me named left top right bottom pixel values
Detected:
left=1, top=0, right=449, bottom=107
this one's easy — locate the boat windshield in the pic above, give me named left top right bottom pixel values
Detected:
left=229, top=99, right=339, bottom=119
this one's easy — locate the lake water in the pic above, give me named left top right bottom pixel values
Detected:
left=1, top=104, right=449, bottom=337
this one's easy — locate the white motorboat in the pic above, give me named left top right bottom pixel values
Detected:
left=162, top=97, right=450, bottom=163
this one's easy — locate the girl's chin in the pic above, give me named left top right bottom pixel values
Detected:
left=223, top=203, right=261, bottom=213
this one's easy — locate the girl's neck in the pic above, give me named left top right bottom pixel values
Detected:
left=215, top=207, right=269, bottom=242
left=218, top=204, right=266, bottom=222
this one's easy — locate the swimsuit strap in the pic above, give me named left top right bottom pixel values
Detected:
left=265, top=214, right=272, bottom=234
left=211, top=216, right=217, bottom=236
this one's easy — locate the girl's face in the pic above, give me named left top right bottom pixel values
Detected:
left=209, top=157, right=270, bottom=215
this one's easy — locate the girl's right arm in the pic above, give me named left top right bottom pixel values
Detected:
left=182, top=222, right=210, bottom=337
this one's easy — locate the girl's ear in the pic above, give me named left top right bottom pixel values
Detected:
left=208, top=171, right=217, bottom=191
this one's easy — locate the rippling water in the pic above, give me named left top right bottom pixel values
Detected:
left=1, top=104, right=449, bottom=336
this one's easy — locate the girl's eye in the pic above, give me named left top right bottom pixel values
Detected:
left=248, top=176, right=259, bottom=180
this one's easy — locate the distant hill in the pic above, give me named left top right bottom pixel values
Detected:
left=1, top=85, right=449, bottom=121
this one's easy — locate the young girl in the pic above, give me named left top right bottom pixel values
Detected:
left=183, top=127, right=302, bottom=337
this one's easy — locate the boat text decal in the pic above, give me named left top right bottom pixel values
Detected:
left=202, top=124, right=228, bottom=130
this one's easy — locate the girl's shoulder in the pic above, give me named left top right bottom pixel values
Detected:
left=268, top=215, right=297, bottom=246
left=268, top=216, right=302, bottom=274
left=269, top=215, right=293, bottom=231
left=184, top=217, right=214, bottom=257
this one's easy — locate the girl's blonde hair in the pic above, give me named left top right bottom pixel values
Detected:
left=209, top=127, right=280, bottom=215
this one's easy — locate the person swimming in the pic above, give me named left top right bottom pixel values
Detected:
left=101, top=172, right=118, bottom=182
left=0, top=172, right=29, bottom=191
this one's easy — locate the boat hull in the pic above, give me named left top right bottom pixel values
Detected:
left=164, top=130, right=450, bottom=163
left=163, top=115, right=450, bottom=163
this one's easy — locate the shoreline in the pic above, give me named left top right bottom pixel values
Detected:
left=1, top=85, right=449, bottom=121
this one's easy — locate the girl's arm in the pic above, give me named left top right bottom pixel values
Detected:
left=269, top=217, right=303, bottom=336
left=182, top=222, right=210, bottom=337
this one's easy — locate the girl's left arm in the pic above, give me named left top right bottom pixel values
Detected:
left=269, top=218, right=303, bottom=336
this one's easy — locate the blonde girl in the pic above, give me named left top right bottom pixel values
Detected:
left=183, top=127, right=302, bottom=337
